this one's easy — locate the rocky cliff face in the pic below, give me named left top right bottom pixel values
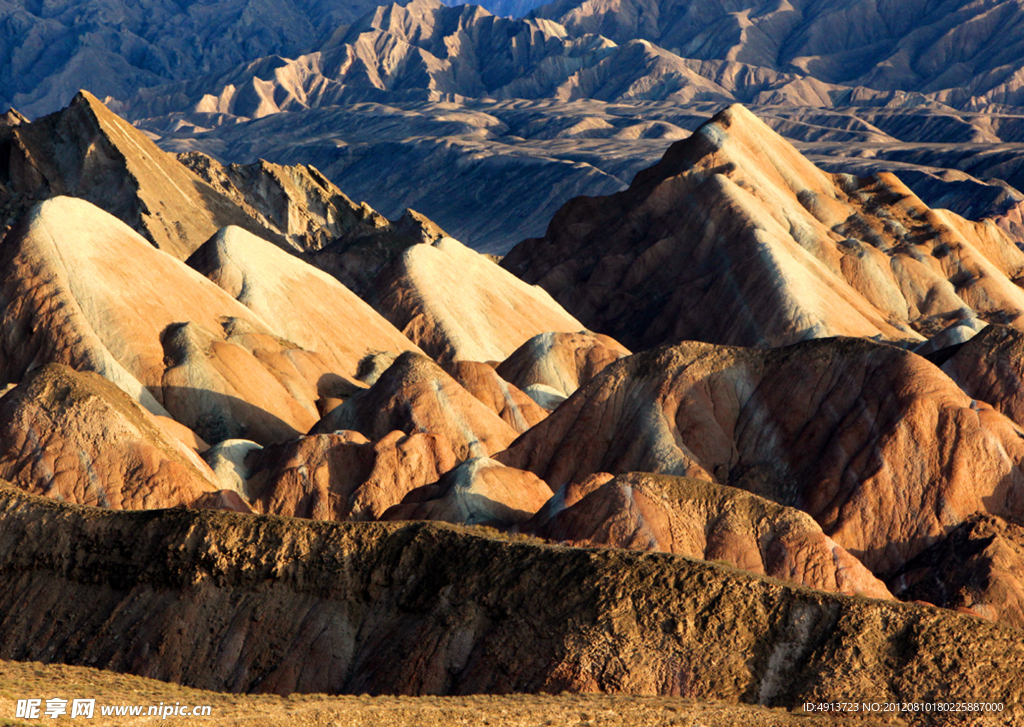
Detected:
left=1, top=485, right=1021, bottom=719
left=179, top=153, right=395, bottom=253
left=0, top=91, right=268, bottom=258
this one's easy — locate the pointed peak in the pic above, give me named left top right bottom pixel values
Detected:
left=69, top=89, right=106, bottom=113
left=711, top=102, right=765, bottom=129
left=630, top=102, right=820, bottom=190
left=395, top=208, right=449, bottom=245
left=66, top=89, right=126, bottom=127
left=0, top=108, right=28, bottom=128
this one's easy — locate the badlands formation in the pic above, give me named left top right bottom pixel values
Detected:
left=4, top=89, right=1024, bottom=723
left=81, top=0, right=1024, bottom=251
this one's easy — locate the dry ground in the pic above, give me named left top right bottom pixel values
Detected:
left=0, top=659, right=899, bottom=727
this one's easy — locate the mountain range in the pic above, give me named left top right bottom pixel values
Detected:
left=67, top=0, right=1021, bottom=251
left=4, top=0, right=1024, bottom=722
left=9, top=0, right=1024, bottom=249
left=1, top=94, right=1024, bottom=718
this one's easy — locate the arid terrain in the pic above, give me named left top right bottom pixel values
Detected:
left=0, top=661, right=897, bottom=727
left=3, top=0, right=1024, bottom=724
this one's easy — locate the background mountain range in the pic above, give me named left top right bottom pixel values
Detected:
left=6, top=0, right=1024, bottom=250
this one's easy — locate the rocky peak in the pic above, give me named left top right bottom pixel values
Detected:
left=0, top=91, right=275, bottom=258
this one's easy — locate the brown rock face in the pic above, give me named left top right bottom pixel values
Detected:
left=442, top=360, right=548, bottom=433
left=187, top=225, right=421, bottom=383
left=495, top=330, right=631, bottom=398
left=304, top=208, right=451, bottom=301
left=312, top=352, right=519, bottom=460
left=497, top=337, right=1024, bottom=573
left=179, top=153, right=392, bottom=253
left=0, top=364, right=218, bottom=509
left=373, top=236, right=586, bottom=362
left=0, top=197, right=329, bottom=445
left=383, top=457, right=553, bottom=527
left=245, top=430, right=459, bottom=521
left=0, top=109, right=27, bottom=128
left=889, top=514, right=1024, bottom=629
left=941, top=324, right=1024, bottom=427
left=501, top=104, right=1024, bottom=350
left=0, top=92, right=269, bottom=258
left=529, top=472, right=891, bottom=600
left=1, top=486, right=1023, bottom=715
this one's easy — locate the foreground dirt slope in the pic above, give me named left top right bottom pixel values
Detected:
left=0, top=486, right=1020, bottom=724
left=0, top=661, right=895, bottom=727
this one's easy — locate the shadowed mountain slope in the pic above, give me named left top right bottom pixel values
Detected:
left=941, top=324, right=1024, bottom=428
left=889, top=513, right=1024, bottom=630
left=1, top=485, right=1023, bottom=717
left=0, top=91, right=271, bottom=259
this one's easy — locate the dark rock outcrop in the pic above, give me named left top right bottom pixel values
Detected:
left=0, top=484, right=1022, bottom=717
left=889, top=513, right=1024, bottom=630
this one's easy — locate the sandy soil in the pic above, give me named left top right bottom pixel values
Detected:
left=0, top=660, right=897, bottom=727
